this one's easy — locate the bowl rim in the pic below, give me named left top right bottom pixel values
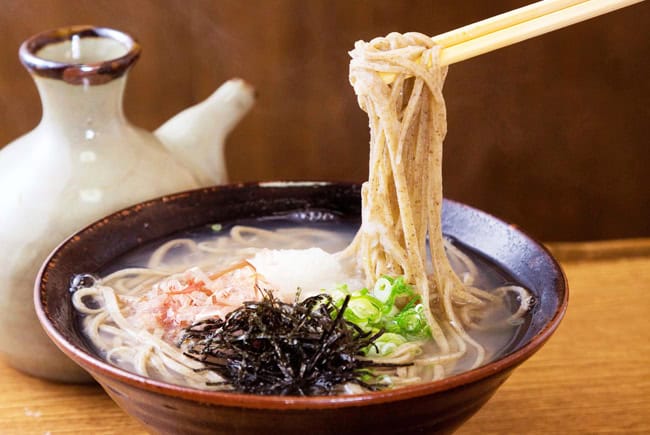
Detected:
left=35, top=181, right=568, bottom=410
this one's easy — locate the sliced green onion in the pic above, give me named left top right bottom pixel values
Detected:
left=331, top=276, right=430, bottom=343
left=372, top=277, right=393, bottom=303
left=395, top=304, right=429, bottom=337
left=344, top=295, right=383, bottom=327
left=366, top=332, right=407, bottom=356
left=329, top=284, right=350, bottom=303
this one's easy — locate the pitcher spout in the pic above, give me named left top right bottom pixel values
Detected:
left=155, top=79, right=255, bottom=185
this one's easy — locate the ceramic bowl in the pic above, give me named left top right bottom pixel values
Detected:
left=35, top=182, right=568, bottom=434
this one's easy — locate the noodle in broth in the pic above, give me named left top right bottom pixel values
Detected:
left=72, top=220, right=530, bottom=391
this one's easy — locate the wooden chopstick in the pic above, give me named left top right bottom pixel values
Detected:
left=432, top=0, right=588, bottom=48
left=437, top=0, right=645, bottom=66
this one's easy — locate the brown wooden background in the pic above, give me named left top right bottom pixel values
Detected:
left=1, top=0, right=648, bottom=241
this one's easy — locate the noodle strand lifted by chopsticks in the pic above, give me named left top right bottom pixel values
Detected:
left=347, top=32, right=486, bottom=367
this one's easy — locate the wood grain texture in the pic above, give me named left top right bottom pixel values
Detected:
left=0, top=362, right=146, bottom=434
left=0, top=0, right=648, bottom=242
left=1, top=240, right=648, bottom=434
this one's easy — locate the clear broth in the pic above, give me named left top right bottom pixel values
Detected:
left=79, top=210, right=531, bottom=387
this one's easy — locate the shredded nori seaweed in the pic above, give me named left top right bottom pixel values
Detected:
left=178, top=290, right=407, bottom=395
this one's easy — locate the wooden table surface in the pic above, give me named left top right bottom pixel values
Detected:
left=2, top=239, right=649, bottom=434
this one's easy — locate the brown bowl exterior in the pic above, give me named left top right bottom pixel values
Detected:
left=35, top=182, right=568, bottom=434
left=94, top=368, right=512, bottom=434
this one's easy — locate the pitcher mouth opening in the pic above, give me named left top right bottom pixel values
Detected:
left=19, top=25, right=141, bottom=86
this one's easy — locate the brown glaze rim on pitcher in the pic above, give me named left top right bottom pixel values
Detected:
left=19, top=25, right=141, bottom=85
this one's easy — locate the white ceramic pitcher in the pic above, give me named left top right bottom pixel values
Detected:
left=0, top=26, right=255, bottom=382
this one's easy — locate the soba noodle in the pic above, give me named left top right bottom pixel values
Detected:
left=344, top=32, right=500, bottom=374
left=71, top=32, right=532, bottom=393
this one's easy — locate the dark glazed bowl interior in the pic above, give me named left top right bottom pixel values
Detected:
left=35, top=182, right=568, bottom=435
